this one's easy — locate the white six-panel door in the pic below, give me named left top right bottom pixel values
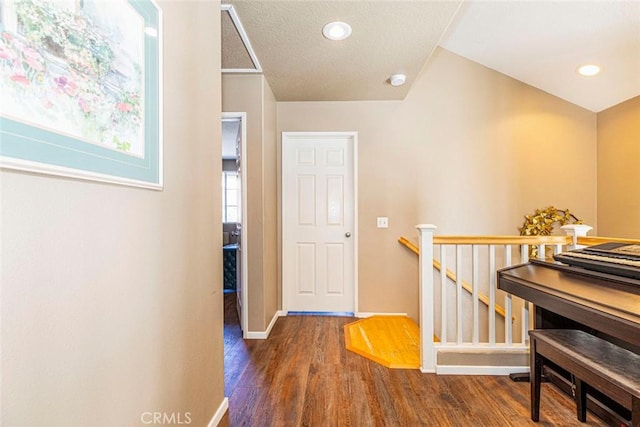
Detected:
left=282, top=132, right=357, bottom=313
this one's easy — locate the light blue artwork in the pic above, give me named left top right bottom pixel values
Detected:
left=0, top=0, right=162, bottom=189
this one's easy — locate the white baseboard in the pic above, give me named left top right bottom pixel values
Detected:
left=355, top=312, right=408, bottom=318
left=207, top=397, right=229, bottom=427
left=244, top=310, right=285, bottom=339
left=435, top=365, right=529, bottom=376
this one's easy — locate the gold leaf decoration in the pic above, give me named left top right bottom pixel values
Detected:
left=519, top=206, right=582, bottom=258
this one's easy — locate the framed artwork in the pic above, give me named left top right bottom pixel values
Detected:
left=0, top=0, right=162, bottom=189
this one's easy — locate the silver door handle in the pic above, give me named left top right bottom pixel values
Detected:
left=345, top=232, right=351, bottom=238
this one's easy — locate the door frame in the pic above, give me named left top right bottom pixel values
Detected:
left=222, top=112, right=248, bottom=336
left=280, top=131, right=359, bottom=314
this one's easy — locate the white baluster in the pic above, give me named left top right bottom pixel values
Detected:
left=456, top=245, right=463, bottom=345
left=417, top=224, right=437, bottom=372
left=522, top=302, right=530, bottom=345
left=521, top=244, right=529, bottom=264
left=537, top=244, right=546, bottom=260
left=520, top=244, right=530, bottom=345
left=472, top=245, right=479, bottom=345
left=554, top=244, right=562, bottom=255
left=505, top=245, right=513, bottom=345
left=489, top=245, right=496, bottom=345
left=440, top=245, right=448, bottom=344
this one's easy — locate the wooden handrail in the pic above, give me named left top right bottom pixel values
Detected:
left=398, top=236, right=419, bottom=255
left=432, top=235, right=571, bottom=245
left=398, top=237, right=510, bottom=321
left=577, top=236, right=640, bottom=246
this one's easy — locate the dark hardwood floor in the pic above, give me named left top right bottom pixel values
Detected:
left=220, top=293, right=606, bottom=426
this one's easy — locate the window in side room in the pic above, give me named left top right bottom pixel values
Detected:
left=222, top=171, right=239, bottom=223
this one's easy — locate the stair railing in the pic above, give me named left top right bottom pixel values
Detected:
left=399, top=236, right=510, bottom=321
left=415, top=224, right=593, bottom=373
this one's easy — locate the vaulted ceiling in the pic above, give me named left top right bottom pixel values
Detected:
left=222, top=0, right=640, bottom=113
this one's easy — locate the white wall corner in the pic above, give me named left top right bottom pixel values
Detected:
left=244, top=310, right=284, bottom=339
left=207, top=397, right=229, bottom=427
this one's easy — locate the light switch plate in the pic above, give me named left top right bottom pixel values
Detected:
left=377, top=217, right=388, bottom=228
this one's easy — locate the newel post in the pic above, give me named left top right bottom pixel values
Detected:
left=561, top=224, right=593, bottom=250
left=417, top=224, right=437, bottom=373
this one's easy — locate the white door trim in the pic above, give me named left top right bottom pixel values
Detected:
left=222, top=112, right=248, bottom=337
left=281, top=131, right=358, bottom=314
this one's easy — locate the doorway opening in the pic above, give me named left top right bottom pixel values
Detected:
left=221, top=113, right=248, bottom=340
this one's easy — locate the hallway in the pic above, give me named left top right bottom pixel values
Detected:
left=220, top=296, right=604, bottom=426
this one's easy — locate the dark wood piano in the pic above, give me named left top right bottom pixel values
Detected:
left=498, top=259, right=640, bottom=426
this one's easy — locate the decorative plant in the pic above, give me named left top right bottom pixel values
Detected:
left=520, top=206, right=582, bottom=258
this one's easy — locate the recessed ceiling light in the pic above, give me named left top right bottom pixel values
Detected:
left=322, top=21, right=352, bottom=41
left=389, top=74, right=406, bottom=87
left=577, top=64, right=601, bottom=77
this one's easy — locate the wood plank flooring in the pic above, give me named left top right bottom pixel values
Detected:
left=221, top=293, right=606, bottom=426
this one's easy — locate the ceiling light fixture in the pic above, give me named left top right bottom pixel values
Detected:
left=577, top=64, right=601, bottom=77
left=322, top=21, right=352, bottom=41
left=389, top=74, right=406, bottom=87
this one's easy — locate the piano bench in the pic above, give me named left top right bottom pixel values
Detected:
left=529, top=329, right=640, bottom=426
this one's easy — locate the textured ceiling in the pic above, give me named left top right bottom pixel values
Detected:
left=223, top=0, right=462, bottom=101
left=221, top=1, right=640, bottom=112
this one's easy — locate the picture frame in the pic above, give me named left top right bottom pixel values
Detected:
left=0, top=0, right=162, bottom=190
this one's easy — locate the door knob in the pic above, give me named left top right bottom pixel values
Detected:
left=345, top=232, right=351, bottom=238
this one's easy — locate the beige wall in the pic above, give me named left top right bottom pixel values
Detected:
left=222, top=74, right=265, bottom=331
left=597, top=96, right=640, bottom=238
left=277, top=48, right=597, bottom=320
left=0, top=1, right=225, bottom=426
left=263, top=79, right=279, bottom=327
left=222, top=74, right=278, bottom=332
